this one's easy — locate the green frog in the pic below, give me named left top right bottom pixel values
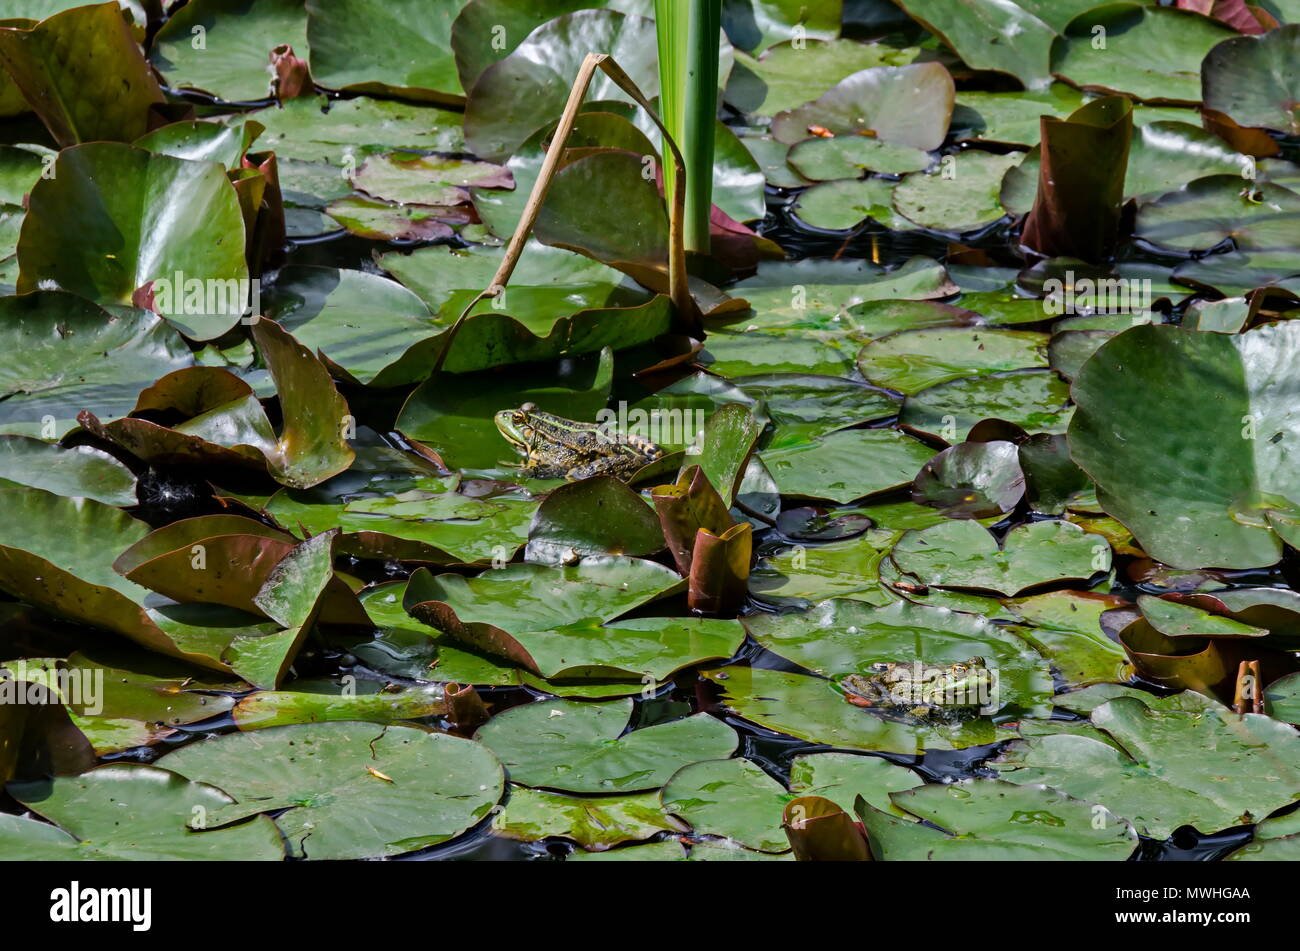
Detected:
left=493, top=403, right=665, bottom=481
left=840, top=657, right=994, bottom=721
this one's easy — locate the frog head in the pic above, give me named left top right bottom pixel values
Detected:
left=493, top=403, right=538, bottom=454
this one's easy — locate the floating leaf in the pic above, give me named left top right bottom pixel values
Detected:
left=770, top=62, right=955, bottom=150
left=661, top=758, right=790, bottom=852
left=1069, top=322, right=1300, bottom=569
left=150, top=0, right=308, bottom=103
left=759, top=429, right=936, bottom=504
left=856, top=779, right=1137, bottom=860
left=993, top=695, right=1300, bottom=837
left=1202, top=23, right=1300, bottom=134
left=474, top=699, right=737, bottom=792
left=493, top=786, right=683, bottom=850
left=161, top=722, right=504, bottom=859
left=912, top=440, right=1026, bottom=518
left=891, top=519, right=1109, bottom=596
left=2, top=765, right=284, bottom=860
left=17, top=143, right=249, bottom=340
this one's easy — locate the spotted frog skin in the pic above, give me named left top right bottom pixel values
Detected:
left=493, top=403, right=664, bottom=481
left=840, top=657, right=994, bottom=720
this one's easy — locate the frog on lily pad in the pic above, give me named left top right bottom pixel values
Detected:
left=493, top=403, right=664, bottom=481
left=840, top=658, right=997, bottom=722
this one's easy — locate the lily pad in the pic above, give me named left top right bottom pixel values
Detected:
left=464, top=9, right=661, bottom=161
left=857, top=326, right=1048, bottom=395
left=402, top=556, right=684, bottom=672
left=660, top=758, right=791, bottom=852
left=1051, top=5, right=1236, bottom=104
left=891, top=0, right=1057, bottom=90
left=790, top=177, right=913, bottom=231
left=743, top=598, right=1053, bottom=716
left=759, top=428, right=936, bottom=503
left=856, top=779, right=1138, bottom=860
left=891, top=519, right=1109, bottom=596
left=161, top=721, right=505, bottom=859
left=911, top=440, right=1026, bottom=518
left=2, top=765, right=284, bottom=860
left=150, top=0, right=308, bottom=103
left=305, top=0, right=465, bottom=103
left=993, top=695, right=1300, bottom=836
left=787, top=135, right=931, bottom=180
left=473, top=698, right=738, bottom=793
left=1069, top=322, right=1300, bottom=569
left=901, top=369, right=1075, bottom=441
left=1135, top=176, right=1300, bottom=252
left=788, top=751, right=924, bottom=817
left=492, top=786, right=683, bottom=850
left=17, top=143, right=249, bottom=340
left=726, top=38, right=919, bottom=117
left=770, top=62, right=955, bottom=150
left=0, top=288, right=195, bottom=436
left=1202, top=23, right=1300, bottom=134
left=892, top=150, right=1022, bottom=234
left=0, top=436, right=136, bottom=505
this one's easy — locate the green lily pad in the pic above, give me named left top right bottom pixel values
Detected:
left=263, top=266, right=440, bottom=388
left=2, top=765, right=284, bottom=860
left=790, top=176, right=913, bottom=231
left=770, top=62, right=955, bottom=150
left=734, top=373, right=898, bottom=448
left=305, top=0, right=465, bottom=102
left=0, top=2, right=164, bottom=146
left=1138, top=594, right=1269, bottom=640
left=911, top=440, right=1026, bottom=518
left=1174, top=248, right=1300, bottom=296
left=1006, top=590, right=1132, bottom=687
left=749, top=532, right=897, bottom=606
left=900, top=369, right=1075, bottom=441
left=464, top=9, right=661, bottom=161
left=759, top=428, right=936, bottom=503
left=525, top=476, right=665, bottom=565
left=150, top=0, right=308, bottom=103
left=0, top=436, right=136, bottom=504
left=857, top=326, right=1048, bottom=395
left=1069, top=322, right=1300, bottom=569
left=726, top=38, right=919, bottom=117
left=231, top=682, right=448, bottom=730
left=897, top=0, right=1059, bottom=89
left=1135, top=177, right=1300, bottom=252
left=161, top=722, right=504, bottom=859
left=1202, top=23, right=1300, bottom=134
left=743, top=598, right=1053, bottom=715
left=450, top=0, right=654, bottom=93
left=993, top=695, right=1300, bottom=837
left=252, top=94, right=466, bottom=163
left=787, top=135, right=932, bottom=180
left=1051, top=5, right=1235, bottom=103
left=952, top=85, right=1087, bottom=146
left=788, top=751, right=924, bottom=817
left=323, top=197, right=468, bottom=241
left=891, top=519, right=1109, bottom=596
left=474, top=698, right=738, bottom=792
left=660, top=758, right=791, bottom=852
left=892, top=150, right=1022, bottom=233
left=702, top=665, right=1000, bottom=754
left=351, top=152, right=512, bottom=206
left=856, top=779, right=1138, bottom=860
left=402, top=556, right=684, bottom=672
left=135, top=117, right=264, bottom=169
left=492, top=785, right=683, bottom=850
left=17, top=143, right=249, bottom=340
